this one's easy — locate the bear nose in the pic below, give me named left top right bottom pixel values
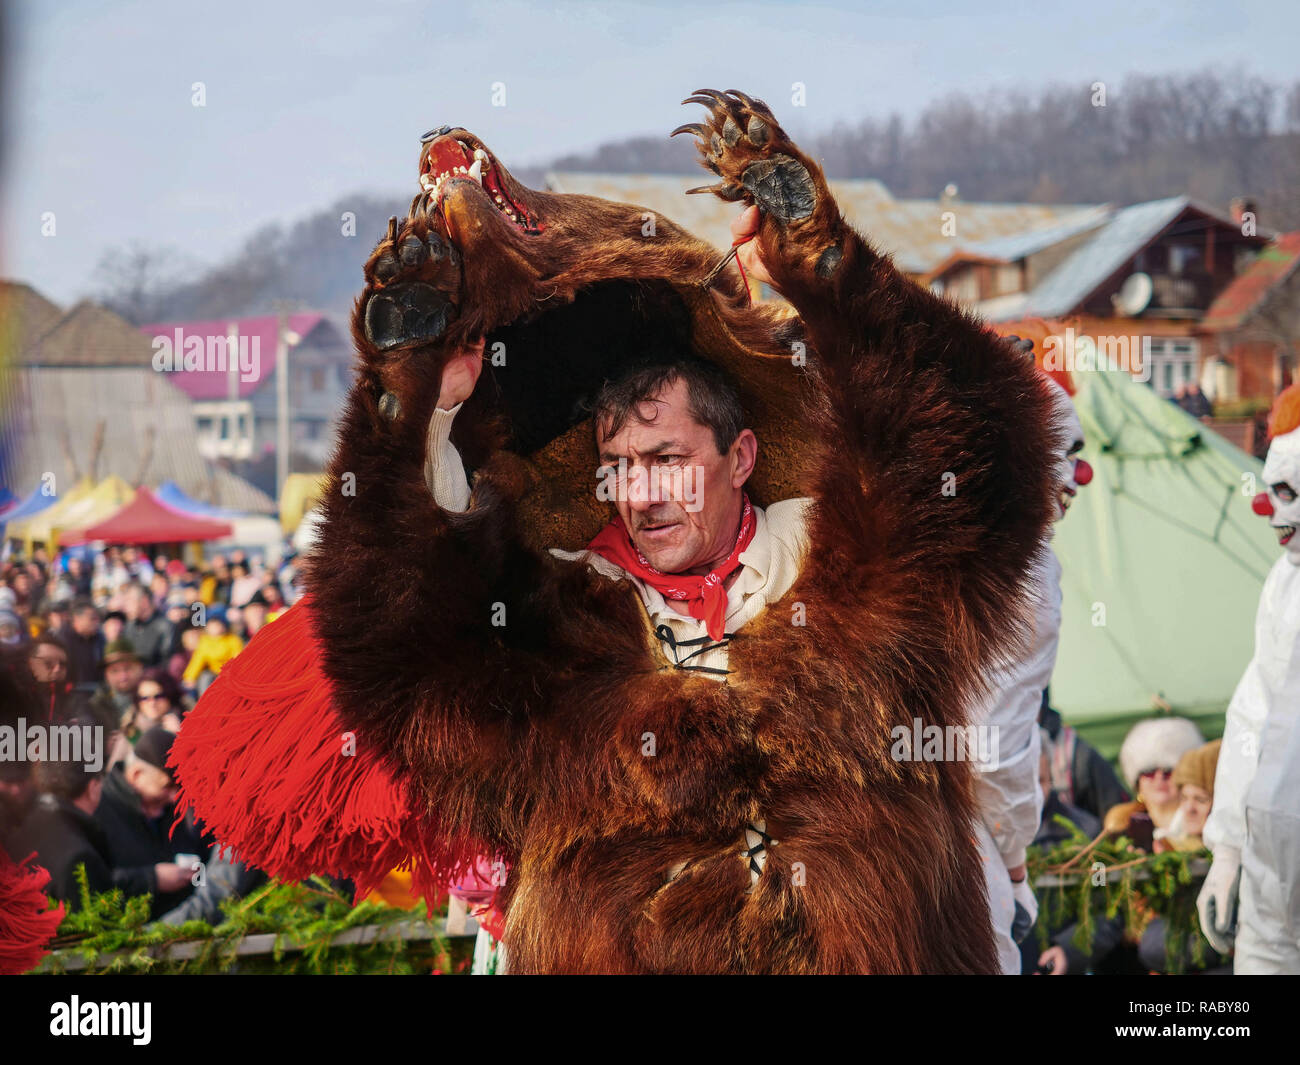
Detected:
left=1073, top=458, right=1093, bottom=486
left=1252, top=492, right=1275, bottom=516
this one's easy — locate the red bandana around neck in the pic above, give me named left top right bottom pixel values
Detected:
left=585, top=493, right=756, bottom=641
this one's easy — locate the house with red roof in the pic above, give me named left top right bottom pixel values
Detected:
left=137, top=313, right=353, bottom=487
left=1198, top=230, right=1300, bottom=407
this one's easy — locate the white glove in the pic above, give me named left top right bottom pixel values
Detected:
left=1010, top=875, right=1038, bottom=943
left=1197, top=846, right=1241, bottom=954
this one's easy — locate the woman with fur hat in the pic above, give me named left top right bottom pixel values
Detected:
left=1138, top=739, right=1229, bottom=973
left=1104, top=716, right=1205, bottom=850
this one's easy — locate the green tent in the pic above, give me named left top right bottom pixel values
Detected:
left=1050, top=366, right=1278, bottom=758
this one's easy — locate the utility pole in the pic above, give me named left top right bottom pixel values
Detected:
left=275, top=303, right=291, bottom=504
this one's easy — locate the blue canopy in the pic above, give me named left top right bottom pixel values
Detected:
left=1, top=484, right=60, bottom=527
left=156, top=480, right=243, bottom=519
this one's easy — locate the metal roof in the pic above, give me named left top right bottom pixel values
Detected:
left=957, top=206, right=1113, bottom=262
left=1019, top=197, right=1189, bottom=318
left=545, top=172, right=1100, bottom=275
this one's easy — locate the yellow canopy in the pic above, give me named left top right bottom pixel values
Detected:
left=279, top=472, right=328, bottom=534
left=4, top=477, right=94, bottom=552
left=8, top=475, right=135, bottom=553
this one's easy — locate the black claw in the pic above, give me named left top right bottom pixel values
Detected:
left=687, top=183, right=747, bottom=202
left=670, top=122, right=708, bottom=138
left=420, top=125, right=452, bottom=144
left=689, top=88, right=731, bottom=107
left=387, top=216, right=399, bottom=243
left=398, top=233, right=427, bottom=269
left=372, top=252, right=400, bottom=284
left=682, top=93, right=721, bottom=108
left=726, top=89, right=774, bottom=117
left=363, top=281, right=452, bottom=352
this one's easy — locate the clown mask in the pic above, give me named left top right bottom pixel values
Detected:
left=1258, top=426, right=1300, bottom=565
left=1048, top=383, right=1091, bottom=522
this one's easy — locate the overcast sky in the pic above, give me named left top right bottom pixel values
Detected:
left=5, top=0, right=1298, bottom=305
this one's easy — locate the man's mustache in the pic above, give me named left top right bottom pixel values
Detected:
left=633, top=507, right=683, bottom=532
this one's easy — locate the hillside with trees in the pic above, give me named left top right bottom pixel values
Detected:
left=95, top=68, right=1300, bottom=324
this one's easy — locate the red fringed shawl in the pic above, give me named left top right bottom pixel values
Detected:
left=0, top=844, right=64, bottom=975
left=170, top=596, right=484, bottom=906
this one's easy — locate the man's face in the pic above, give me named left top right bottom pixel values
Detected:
left=29, top=644, right=69, bottom=684
left=106, top=659, right=143, bottom=694
left=0, top=777, right=34, bottom=829
left=1260, top=427, right=1300, bottom=566
left=126, top=587, right=153, bottom=621
left=126, top=761, right=177, bottom=811
left=596, top=377, right=756, bottom=575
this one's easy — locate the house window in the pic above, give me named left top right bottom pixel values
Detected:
left=1168, top=245, right=1202, bottom=276
left=1146, top=337, right=1200, bottom=398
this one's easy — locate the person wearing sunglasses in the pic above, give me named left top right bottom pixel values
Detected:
left=1105, top=716, right=1205, bottom=852
left=123, top=669, right=183, bottom=741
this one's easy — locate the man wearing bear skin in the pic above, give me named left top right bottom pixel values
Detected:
left=174, top=88, right=1060, bottom=974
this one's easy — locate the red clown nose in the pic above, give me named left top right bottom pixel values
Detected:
left=1253, top=492, right=1275, bottom=517
left=1073, top=458, right=1094, bottom=486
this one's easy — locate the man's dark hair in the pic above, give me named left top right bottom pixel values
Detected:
left=33, top=712, right=103, bottom=801
left=588, top=355, right=747, bottom=456
left=35, top=749, right=102, bottom=802
left=30, top=632, right=68, bottom=657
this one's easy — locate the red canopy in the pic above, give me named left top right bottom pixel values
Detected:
left=60, top=487, right=233, bottom=546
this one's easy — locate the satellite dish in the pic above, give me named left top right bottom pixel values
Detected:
left=1113, top=272, right=1153, bottom=316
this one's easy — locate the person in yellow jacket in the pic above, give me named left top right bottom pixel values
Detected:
left=182, top=606, right=245, bottom=695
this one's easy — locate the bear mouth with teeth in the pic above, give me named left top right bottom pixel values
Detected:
left=357, top=119, right=807, bottom=551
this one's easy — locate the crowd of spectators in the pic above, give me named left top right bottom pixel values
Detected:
left=1026, top=705, right=1229, bottom=975
left=0, top=543, right=303, bottom=923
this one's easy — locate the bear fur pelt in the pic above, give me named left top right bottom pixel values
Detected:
left=293, top=89, right=1058, bottom=974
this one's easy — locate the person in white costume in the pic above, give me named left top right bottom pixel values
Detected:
left=973, top=369, right=1092, bottom=975
left=1200, top=384, right=1300, bottom=974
